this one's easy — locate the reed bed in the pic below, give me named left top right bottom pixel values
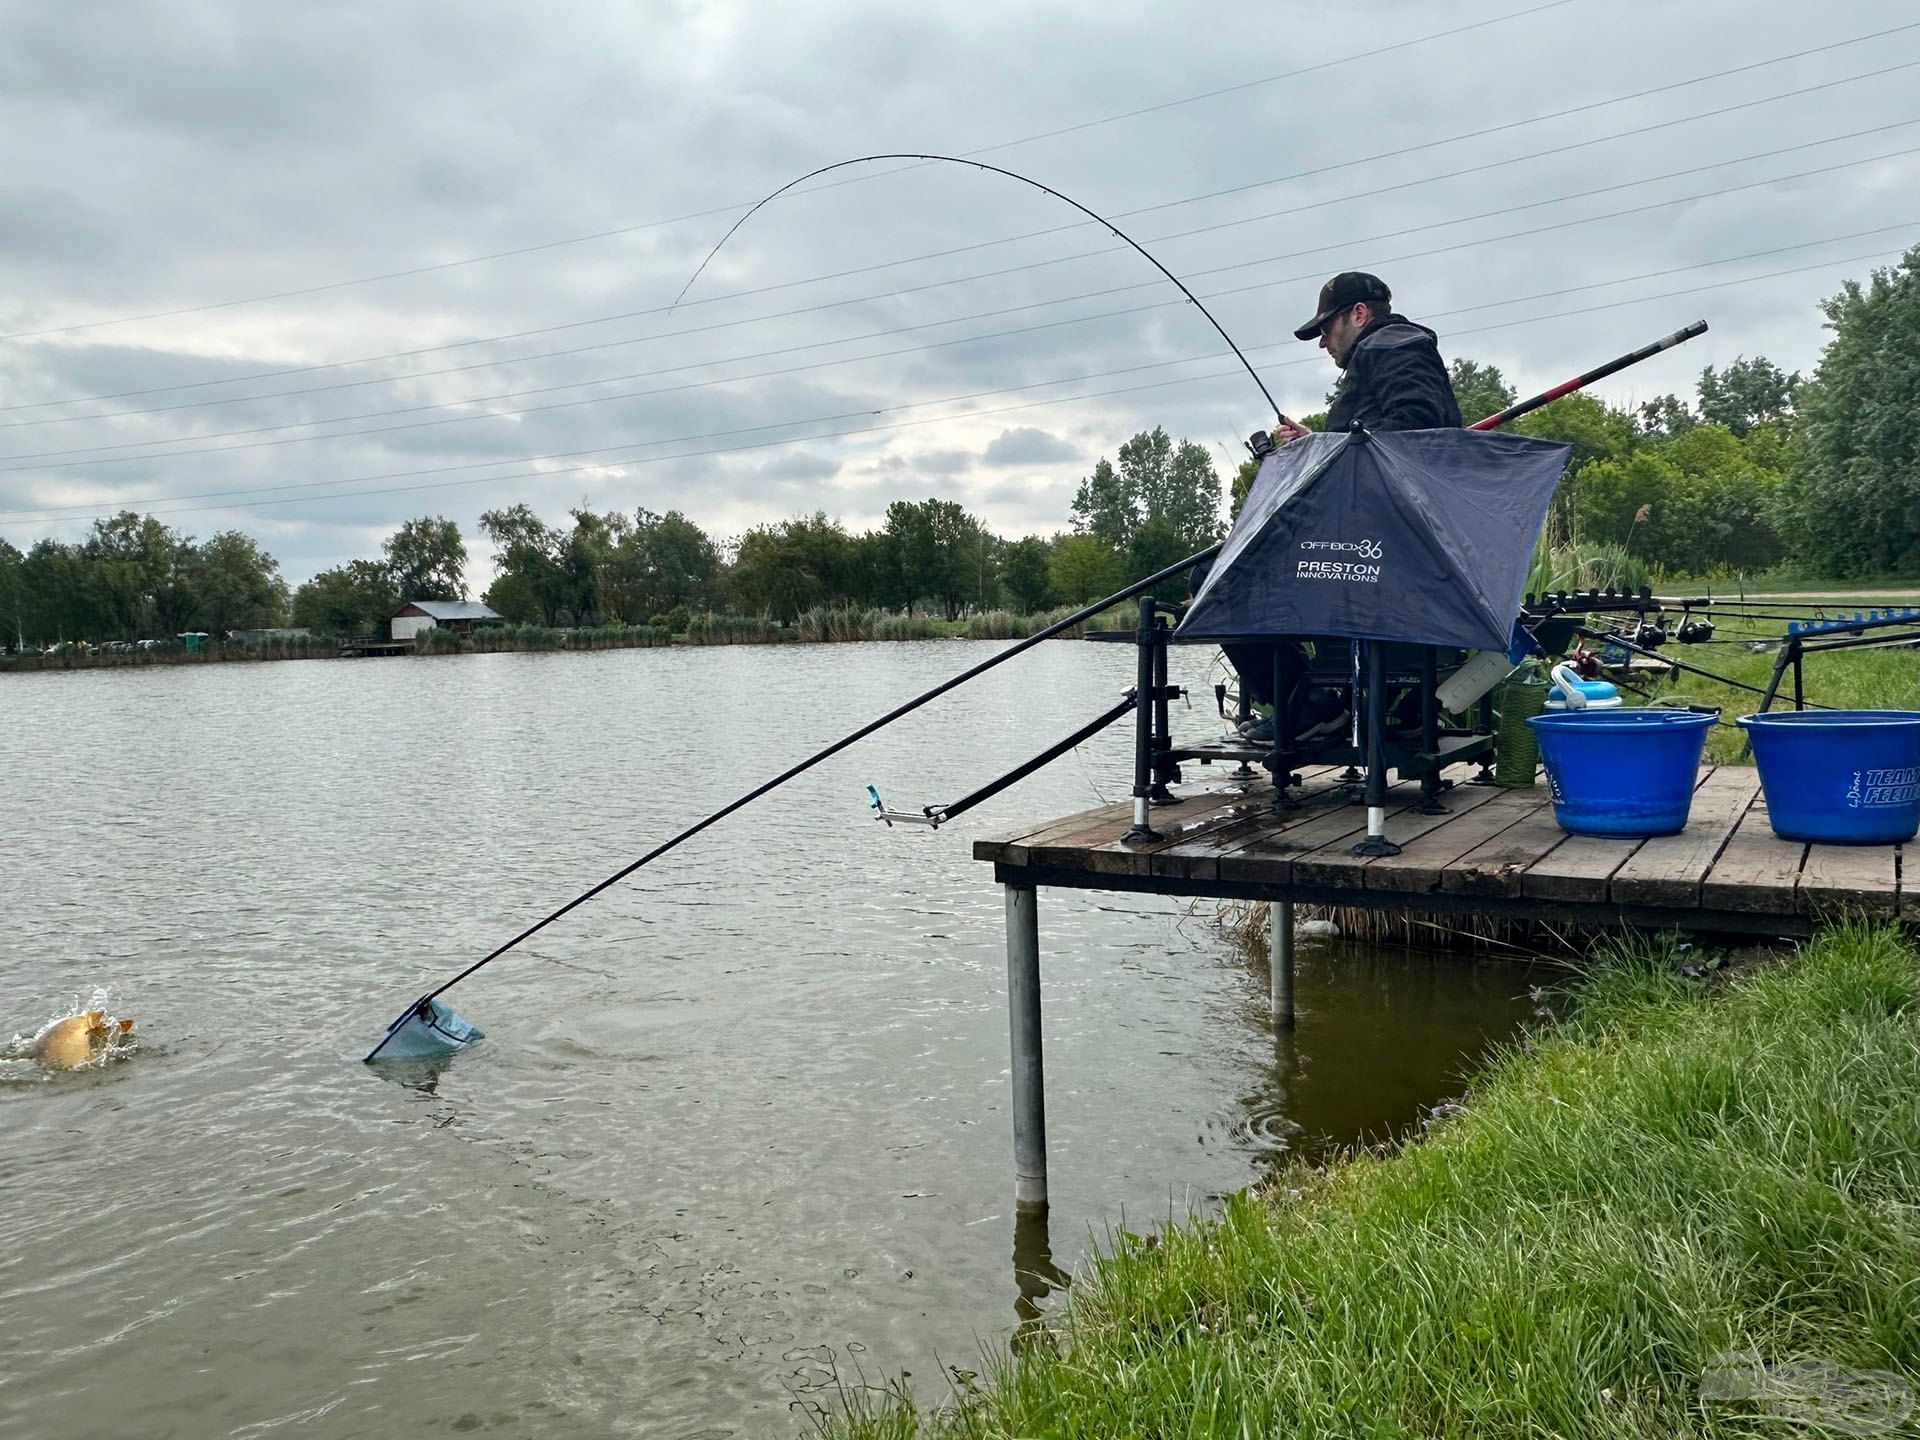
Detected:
left=1209, top=897, right=1592, bottom=960
left=964, top=605, right=1137, bottom=640
left=828, top=923, right=1920, bottom=1438
left=1, top=637, right=337, bottom=670
left=421, top=623, right=671, bottom=654
left=682, top=611, right=785, bottom=645
left=795, top=607, right=945, bottom=642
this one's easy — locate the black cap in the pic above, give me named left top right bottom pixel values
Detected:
left=1293, top=272, right=1392, bottom=341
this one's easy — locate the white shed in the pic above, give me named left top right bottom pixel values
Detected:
left=390, top=599, right=503, bottom=640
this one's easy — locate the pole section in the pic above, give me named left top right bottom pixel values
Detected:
left=1005, top=884, right=1048, bottom=1214
left=1468, top=320, right=1708, bottom=430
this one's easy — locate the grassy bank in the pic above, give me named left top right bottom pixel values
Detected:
left=834, top=927, right=1919, bottom=1438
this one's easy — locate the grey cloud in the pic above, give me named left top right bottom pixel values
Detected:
left=0, top=0, right=1910, bottom=588
left=982, top=426, right=1080, bottom=465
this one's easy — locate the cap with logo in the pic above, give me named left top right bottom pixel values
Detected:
left=1293, top=272, right=1392, bottom=341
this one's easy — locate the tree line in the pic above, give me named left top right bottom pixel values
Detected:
left=4, top=249, right=1912, bottom=649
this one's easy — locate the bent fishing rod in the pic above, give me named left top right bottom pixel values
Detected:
left=365, top=157, right=1710, bottom=1058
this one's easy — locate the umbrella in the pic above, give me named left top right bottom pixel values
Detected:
left=1177, top=428, right=1569, bottom=652
left=1177, top=427, right=1569, bottom=856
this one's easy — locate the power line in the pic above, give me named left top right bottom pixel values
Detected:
left=11, top=74, right=1904, bottom=428
left=2, top=246, right=1900, bottom=528
left=3, top=33, right=1911, bottom=411
left=7, top=146, right=1909, bottom=472
left=13, top=118, right=1912, bottom=435
left=6, top=212, right=1909, bottom=474
left=0, top=0, right=1592, bottom=343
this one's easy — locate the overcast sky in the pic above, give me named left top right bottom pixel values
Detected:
left=0, top=0, right=1913, bottom=589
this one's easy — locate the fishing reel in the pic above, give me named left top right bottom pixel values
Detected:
left=1246, top=430, right=1276, bottom=460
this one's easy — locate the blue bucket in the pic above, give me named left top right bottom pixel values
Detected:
left=1736, top=710, right=1920, bottom=844
left=1527, top=710, right=1716, bottom=837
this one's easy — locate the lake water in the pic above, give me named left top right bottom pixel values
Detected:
left=2, top=641, right=1543, bottom=1438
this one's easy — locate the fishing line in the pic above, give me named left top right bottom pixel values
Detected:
left=362, top=544, right=1219, bottom=1061
left=674, top=153, right=1283, bottom=419
left=365, top=161, right=1290, bottom=1059
left=362, top=319, right=1712, bottom=1058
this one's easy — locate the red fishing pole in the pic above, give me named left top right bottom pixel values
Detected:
left=1468, top=319, right=1708, bottom=430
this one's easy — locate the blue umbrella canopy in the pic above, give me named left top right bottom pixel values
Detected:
left=1177, top=429, right=1570, bottom=651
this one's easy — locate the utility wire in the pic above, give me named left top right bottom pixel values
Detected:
left=0, top=0, right=1622, bottom=345
left=6, top=216, right=1909, bottom=471
left=12, top=117, right=1911, bottom=433
left=1, top=30, right=1909, bottom=399
left=2, top=248, right=1899, bottom=528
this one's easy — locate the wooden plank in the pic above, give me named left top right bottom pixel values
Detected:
left=1799, top=840, right=1900, bottom=919
left=976, top=800, right=1126, bottom=864
left=1440, top=800, right=1577, bottom=899
left=1295, top=782, right=1507, bottom=888
left=1363, top=789, right=1552, bottom=894
left=1700, top=798, right=1804, bottom=915
left=1521, top=766, right=1723, bottom=903
left=1148, top=770, right=1358, bottom=882
left=1610, top=768, right=1761, bottom=909
left=1079, top=786, right=1285, bottom=877
left=1213, top=791, right=1420, bottom=886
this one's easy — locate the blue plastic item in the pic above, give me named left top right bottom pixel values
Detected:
left=1527, top=709, right=1717, bottom=836
left=1544, top=678, right=1622, bottom=711
left=1736, top=710, right=1920, bottom=844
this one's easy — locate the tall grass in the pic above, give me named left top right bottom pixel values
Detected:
left=964, top=604, right=1137, bottom=640
left=1526, top=536, right=1652, bottom=598
left=682, top=611, right=783, bottom=645
left=830, top=925, right=1920, bottom=1438
left=1, top=635, right=337, bottom=670
left=795, top=606, right=944, bottom=642
left=417, top=623, right=671, bottom=654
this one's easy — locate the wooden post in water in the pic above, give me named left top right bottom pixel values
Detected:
left=1270, top=900, right=1295, bottom=1028
left=1004, top=884, right=1048, bottom=1213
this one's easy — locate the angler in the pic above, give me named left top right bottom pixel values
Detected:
left=1276, top=270, right=1461, bottom=442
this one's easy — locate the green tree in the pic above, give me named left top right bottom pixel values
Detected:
left=1513, top=393, right=1638, bottom=545
left=1070, top=427, right=1222, bottom=577
left=1777, top=249, right=1920, bottom=577
left=1048, top=533, right=1126, bottom=603
left=479, top=504, right=565, bottom=623
left=1000, top=535, right=1055, bottom=612
left=1635, top=394, right=1697, bottom=438
left=727, top=513, right=855, bottom=621
left=1697, top=355, right=1797, bottom=437
left=84, top=511, right=195, bottom=639
left=0, top=539, right=25, bottom=650
left=383, top=516, right=467, bottom=601
left=291, top=559, right=400, bottom=636
left=620, top=509, right=720, bottom=617
left=16, top=539, right=103, bottom=644
left=1069, top=456, right=1133, bottom=551
left=192, top=531, right=287, bottom=635
left=1448, top=358, right=1515, bottom=426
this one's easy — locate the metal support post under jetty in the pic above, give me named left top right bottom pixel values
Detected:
left=1269, top=899, right=1295, bottom=1028
left=1123, top=595, right=1162, bottom=843
left=1005, top=884, right=1048, bottom=1213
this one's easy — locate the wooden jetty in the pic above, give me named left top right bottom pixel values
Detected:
left=976, top=764, right=1908, bottom=1211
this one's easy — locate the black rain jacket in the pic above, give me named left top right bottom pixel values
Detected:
left=1324, top=314, right=1462, bottom=433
